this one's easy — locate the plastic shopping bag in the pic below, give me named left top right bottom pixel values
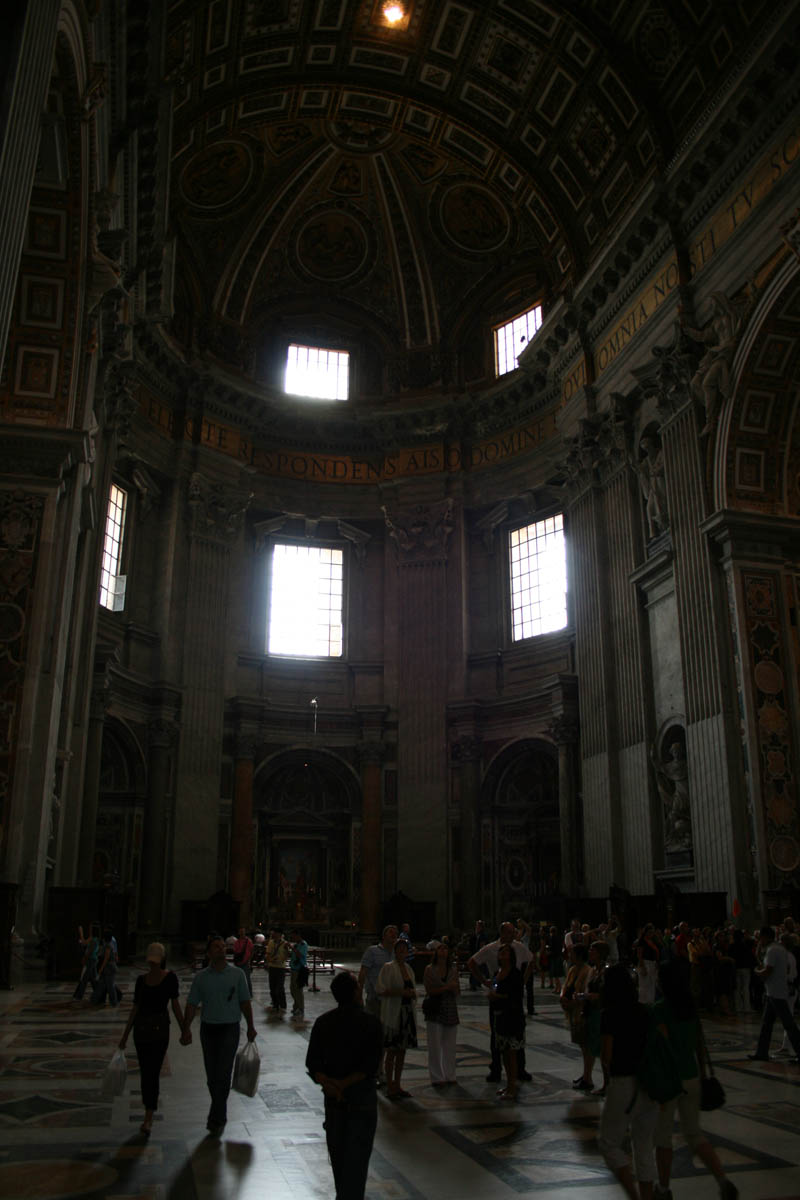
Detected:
left=232, top=1040, right=260, bottom=1097
left=101, top=1048, right=127, bottom=1099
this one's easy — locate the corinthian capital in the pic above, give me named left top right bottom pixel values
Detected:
left=382, top=498, right=454, bottom=565
left=188, top=473, right=253, bottom=541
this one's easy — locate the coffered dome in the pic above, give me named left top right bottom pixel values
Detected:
left=155, top=0, right=769, bottom=405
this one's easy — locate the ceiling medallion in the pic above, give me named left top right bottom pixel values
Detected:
left=290, top=202, right=375, bottom=284
left=179, top=141, right=255, bottom=211
left=438, top=183, right=511, bottom=254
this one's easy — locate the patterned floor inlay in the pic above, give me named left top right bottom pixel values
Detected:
left=0, top=1139, right=197, bottom=1200
left=0, top=1090, right=112, bottom=1127
left=433, top=1117, right=796, bottom=1193
left=2, top=966, right=799, bottom=1199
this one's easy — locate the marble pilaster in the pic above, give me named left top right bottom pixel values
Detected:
left=450, top=733, right=482, bottom=928
left=384, top=498, right=454, bottom=927
left=138, top=719, right=177, bottom=932
left=357, top=738, right=385, bottom=936
left=166, top=474, right=250, bottom=926
left=658, top=395, right=738, bottom=893
left=230, top=736, right=257, bottom=927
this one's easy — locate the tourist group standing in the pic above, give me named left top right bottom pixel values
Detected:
left=81, top=911, right=798, bottom=1200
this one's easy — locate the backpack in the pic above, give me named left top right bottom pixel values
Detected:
left=635, top=1008, right=685, bottom=1104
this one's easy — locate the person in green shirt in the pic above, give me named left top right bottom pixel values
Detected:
left=653, top=962, right=738, bottom=1200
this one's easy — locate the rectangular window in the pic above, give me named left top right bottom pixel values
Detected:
left=99, top=484, right=127, bottom=611
left=268, top=543, right=343, bottom=657
left=509, top=513, right=567, bottom=641
left=494, top=304, right=543, bottom=377
left=284, top=343, right=349, bottom=400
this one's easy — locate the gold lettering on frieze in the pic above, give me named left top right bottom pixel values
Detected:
left=593, top=119, right=800, bottom=379
left=141, top=392, right=561, bottom=480
left=561, top=355, right=588, bottom=403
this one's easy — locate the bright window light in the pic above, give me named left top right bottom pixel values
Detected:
left=99, top=484, right=127, bottom=611
left=268, top=543, right=343, bottom=657
left=285, top=343, right=349, bottom=400
left=494, top=304, right=543, bottom=377
left=509, top=514, right=567, bottom=641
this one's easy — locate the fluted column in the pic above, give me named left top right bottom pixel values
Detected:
left=167, top=473, right=250, bottom=925
left=77, top=684, right=110, bottom=885
left=230, top=736, right=256, bottom=926
left=563, top=432, right=622, bottom=892
left=139, top=719, right=177, bottom=931
left=658, top=395, right=736, bottom=890
left=548, top=717, right=579, bottom=896
left=0, top=2, right=60, bottom=377
left=450, top=734, right=482, bottom=927
left=384, top=498, right=454, bottom=926
left=357, top=739, right=385, bottom=935
left=596, top=412, right=653, bottom=892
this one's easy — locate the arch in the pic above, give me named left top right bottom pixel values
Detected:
left=717, top=265, right=800, bottom=515
left=95, top=718, right=147, bottom=889
left=480, top=737, right=560, bottom=922
left=253, top=747, right=362, bottom=926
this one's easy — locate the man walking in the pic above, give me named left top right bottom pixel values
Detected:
left=306, top=971, right=383, bottom=1200
left=467, top=921, right=534, bottom=1082
left=182, top=932, right=257, bottom=1136
left=748, top=925, right=800, bottom=1063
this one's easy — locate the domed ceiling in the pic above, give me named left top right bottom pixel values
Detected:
left=157, top=0, right=770, bottom=408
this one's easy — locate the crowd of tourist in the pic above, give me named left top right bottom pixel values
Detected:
left=69, top=911, right=798, bottom=1199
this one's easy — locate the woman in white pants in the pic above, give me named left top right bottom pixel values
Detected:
left=423, top=943, right=460, bottom=1085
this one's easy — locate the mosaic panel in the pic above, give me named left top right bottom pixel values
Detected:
left=741, top=571, right=800, bottom=885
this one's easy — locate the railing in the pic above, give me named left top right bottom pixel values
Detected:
left=316, top=930, right=358, bottom=951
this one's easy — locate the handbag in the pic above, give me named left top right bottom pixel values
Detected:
left=232, top=1041, right=261, bottom=1097
left=700, top=1074, right=726, bottom=1110
left=101, top=1048, right=127, bottom=1099
left=697, top=1019, right=726, bottom=1110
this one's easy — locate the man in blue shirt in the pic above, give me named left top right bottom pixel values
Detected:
left=183, top=932, right=257, bottom=1135
left=357, top=925, right=398, bottom=1019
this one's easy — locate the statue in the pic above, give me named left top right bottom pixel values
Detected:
left=651, top=737, right=692, bottom=852
left=683, top=292, right=739, bottom=436
left=637, top=433, right=668, bottom=538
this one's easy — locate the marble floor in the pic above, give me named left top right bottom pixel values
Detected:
left=1, top=958, right=799, bottom=1200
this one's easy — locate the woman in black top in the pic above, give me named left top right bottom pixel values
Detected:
left=488, top=944, right=525, bottom=1100
left=119, top=942, right=184, bottom=1135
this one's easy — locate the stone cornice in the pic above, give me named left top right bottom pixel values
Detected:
left=702, top=508, right=800, bottom=562
left=0, top=428, right=90, bottom=484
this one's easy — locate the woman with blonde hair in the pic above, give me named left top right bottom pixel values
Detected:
left=378, top=938, right=418, bottom=1099
left=423, top=941, right=460, bottom=1085
left=119, top=942, right=185, bottom=1135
